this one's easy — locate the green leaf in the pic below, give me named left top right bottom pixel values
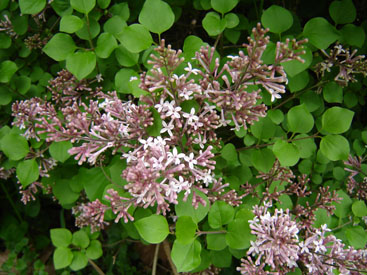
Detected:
left=13, top=76, right=31, bottom=95
left=134, top=214, right=169, bottom=244
left=313, top=208, right=331, bottom=228
left=50, top=228, right=72, bottom=248
left=60, top=15, right=84, bottom=33
left=250, top=116, right=276, bottom=140
left=75, top=17, right=100, bottom=40
left=51, top=0, right=73, bottom=16
left=69, top=251, right=88, bottom=271
left=261, top=5, right=293, bottom=33
left=303, top=17, right=340, bottom=49
left=171, top=239, right=201, bottom=272
left=322, top=107, right=354, bottom=134
left=66, top=51, right=96, bottom=80
left=53, top=247, right=73, bottom=269
left=267, top=109, right=284, bottom=125
left=224, top=29, right=241, bottom=44
left=138, top=0, right=174, bottom=34
left=210, top=248, right=232, bottom=268
left=110, top=2, right=130, bottom=20
left=334, top=190, right=352, bottom=218
left=211, top=0, right=238, bottom=14
left=19, top=0, right=46, bottom=14
left=95, top=33, right=117, bottom=58
left=329, top=0, right=356, bottom=25
left=49, top=141, right=72, bottom=163
left=323, top=82, right=343, bottom=103
left=13, top=15, right=28, bottom=36
left=77, top=167, right=110, bottom=201
left=207, top=233, right=227, bottom=250
left=0, top=86, right=12, bottom=105
left=115, top=44, right=139, bottom=67
left=202, top=12, right=226, bottom=36
left=346, top=226, right=367, bottom=249
left=288, top=70, right=309, bottom=92
left=43, top=33, right=76, bottom=61
left=53, top=179, right=80, bottom=205
left=320, top=135, right=349, bottom=161
left=224, top=13, right=239, bottom=28
left=1, top=133, right=29, bottom=160
left=352, top=200, right=367, bottom=217
left=273, top=139, right=300, bottom=166
left=287, top=104, right=314, bottom=134
left=176, top=216, right=197, bottom=245
left=97, top=0, right=110, bottom=9
left=340, top=24, right=365, bottom=48
left=175, top=191, right=210, bottom=223
left=225, top=208, right=255, bottom=250
left=72, top=230, right=90, bottom=249
left=292, top=134, right=316, bottom=159
left=208, top=201, right=234, bottom=229
left=183, top=35, right=205, bottom=59
left=115, top=68, right=138, bottom=94
left=221, top=143, right=237, bottom=162
left=16, top=159, right=39, bottom=188
left=104, top=16, right=127, bottom=35
left=281, top=45, right=312, bottom=77
left=70, top=0, right=95, bottom=14
left=0, top=61, right=18, bottom=83
left=300, top=90, right=323, bottom=112
left=251, top=148, right=275, bottom=173
left=118, top=24, right=153, bottom=53
left=86, top=240, right=103, bottom=260
left=0, top=33, right=11, bottom=49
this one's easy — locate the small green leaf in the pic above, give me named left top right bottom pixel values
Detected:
left=86, top=240, right=103, bottom=260
left=118, top=24, right=153, bottom=53
left=72, top=230, right=90, bottom=249
left=147, top=107, right=163, bottom=136
left=75, top=17, right=100, bottom=40
left=273, top=139, right=300, bottom=166
left=0, top=61, right=18, bottom=83
left=323, top=82, right=343, bottom=103
left=95, top=33, right=117, bottom=58
left=60, top=15, right=84, bottom=33
left=171, top=239, right=201, bottom=272
left=135, top=214, right=169, bottom=244
left=175, top=191, right=210, bottom=223
left=0, top=33, right=11, bottom=49
left=202, top=12, right=226, bottom=36
left=115, top=44, right=139, bottom=67
left=251, top=148, right=275, bottom=173
left=1, top=133, right=29, bottom=160
left=282, top=45, right=313, bottom=77
left=77, top=167, right=110, bottom=201
left=49, top=141, right=72, bottom=163
left=210, top=248, right=232, bottom=268
left=261, top=5, right=293, bottom=33
left=333, top=190, right=352, bottom=218
left=292, top=134, right=316, bottom=159
left=303, top=17, right=340, bottom=49
left=176, top=216, right=197, bottom=245
left=19, top=0, right=46, bottom=14
left=66, top=51, right=96, bottom=80
left=352, top=200, right=367, bottom=217
left=225, top=208, right=254, bottom=250
left=207, top=233, right=227, bottom=251
left=97, top=0, right=110, bottom=9
left=69, top=251, right=88, bottom=271
left=110, top=2, right=130, bottom=20
left=115, top=68, right=138, bottom=94
left=53, top=247, right=73, bottom=269
left=287, top=104, right=314, bottom=134
left=288, top=70, right=309, bottom=92
left=221, top=143, right=239, bottom=165
left=224, top=13, right=239, bottom=28
left=250, top=116, right=276, bottom=140
left=104, top=16, right=127, bottom=35
left=16, top=159, right=39, bottom=188
left=320, top=135, right=349, bottom=161
left=267, top=109, right=284, bottom=125
left=346, top=226, right=367, bottom=249
left=211, top=0, right=238, bottom=14
left=208, top=201, right=235, bottom=229
left=138, top=0, right=174, bottom=34
left=50, top=228, right=72, bottom=248
left=321, top=107, right=354, bottom=134
left=0, top=86, right=12, bottom=105
left=340, top=24, right=365, bottom=48
left=329, top=0, right=356, bottom=25
left=70, top=0, right=95, bottom=14
left=53, top=179, right=80, bottom=205
left=43, top=33, right=76, bottom=61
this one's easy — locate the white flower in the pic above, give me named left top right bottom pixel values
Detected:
left=183, top=108, right=199, bottom=125
left=165, top=101, right=182, bottom=119
left=184, top=152, right=197, bottom=169
left=160, top=119, right=174, bottom=137
left=167, top=147, right=185, bottom=165
left=184, top=62, right=201, bottom=75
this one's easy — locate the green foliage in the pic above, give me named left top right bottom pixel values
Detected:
left=171, top=239, right=201, bottom=272
left=134, top=214, right=169, bottom=243
left=303, top=17, right=340, bottom=49
left=261, top=5, right=293, bottom=34
left=16, top=159, right=39, bottom=187
left=175, top=216, right=197, bottom=244
left=43, top=33, right=76, bottom=61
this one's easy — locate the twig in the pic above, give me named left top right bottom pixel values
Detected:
left=152, top=243, right=160, bottom=275
left=162, top=240, right=179, bottom=275
left=88, top=259, right=105, bottom=275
